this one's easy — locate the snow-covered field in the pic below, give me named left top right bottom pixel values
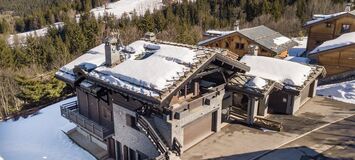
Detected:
left=0, top=97, right=95, bottom=160
left=7, top=22, right=64, bottom=46
left=317, top=80, right=355, bottom=104
left=90, top=0, right=163, bottom=18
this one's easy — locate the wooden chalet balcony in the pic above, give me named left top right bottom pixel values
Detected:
left=60, top=101, right=114, bottom=139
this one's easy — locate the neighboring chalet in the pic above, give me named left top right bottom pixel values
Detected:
left=226, top=55, right=326, bottom=125
left=308, top=32, right=355, bottom=76
left=304, top=5, right=355, bottom=76
left=304, top=9, right=355, bottom=52
left=56, top=33, right=250, bottom=160
left=198, top=25, right=298, bottom=58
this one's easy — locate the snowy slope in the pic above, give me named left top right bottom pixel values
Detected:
left=0, top=97, right=95, bottom=160
left=7, top=22, right=64, bottom=46
left=90, top=0, right=163, bottom=18
left=317, top=80, right=355, bottom=104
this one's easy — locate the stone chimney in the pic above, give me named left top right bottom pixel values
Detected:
left=104, top=34, right=121, bottom=67
left=345, top=0, right=354, bottom=12
left=248, top=44, right=259, bottom=56
left=234, top=20, right=240, bottom=31
left=144, top=32, right=156, bottom=41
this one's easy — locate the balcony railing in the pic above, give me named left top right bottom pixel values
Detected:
left=60, top=101, right=114, bottom=140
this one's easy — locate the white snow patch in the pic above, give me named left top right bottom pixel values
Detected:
left=0, top=97, right=95, bottom=160
left=7, top=22, right=64, bottom=46
left=310, top=32, right=355, bottom=54
left=240, top=55, right=312, bottom=87
left=288, top=37, right=307, bottom=56
left=90, top=0, right=164, bottom=18
left=273, top=36, right=291, bottom=46
left=317, top=80, right=355, bottom=104
left=284, top=56, right=310, bottom=64
left=246, top=77, right=267, bottom=89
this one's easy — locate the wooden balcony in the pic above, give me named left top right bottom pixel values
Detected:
left=60, top=101, right=114, bottom=140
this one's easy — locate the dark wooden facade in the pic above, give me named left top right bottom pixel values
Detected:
left=309, top=44, right=355, bottom=76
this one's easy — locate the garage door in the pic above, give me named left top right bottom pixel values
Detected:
left=183, top=113, right=213, bottom=147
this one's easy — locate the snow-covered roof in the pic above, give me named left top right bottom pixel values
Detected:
left=310, top=32, right=355, bottom=54
left=7, top=22, right=64, bottom=46
left=240, top=55, right=313, bottom=87
left=284, top=56, right=310, bottom=64
left=204, top=30, right=235, bottom=36
left=198, top=25, right=297, bottom=54
left=90, top=0, right=163, bottom=18
left=304, top=10, right=355, bottom=27
left=246, top=77, right=267, bottom=90
left=56, top=39, right=249, bottom=102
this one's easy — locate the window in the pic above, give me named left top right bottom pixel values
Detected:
left=126, top=114, right=137, bottom=129
left=326, top=22, right=332, bottom=28
left=235, top=43, right=245, bottom=50
left=129, top=148, right=136, bottom=160
left=240, top=43, right=245, bottom=50
left=225, top=42, right=229, bottom=48
left=341, top=24, right=351, bottom=33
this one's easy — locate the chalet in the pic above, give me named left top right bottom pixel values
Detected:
left=225, top=55, right=326, bottom=125
left=308, top=32, right=355, bottom=76
left=56, top=32, right=250, bottom=160
left=198, top=25, right=298, bottom=58
left=304, top=9, right=355, bottom=52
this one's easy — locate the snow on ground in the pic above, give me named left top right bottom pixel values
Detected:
left=6, top=22, right=64, bottom=46
left=288, top=37, right=307, bottom=56
left=310, top=32, right=355, bottom=54
left=317, top=80, right=355, bottom=104
left=0, top=97, right=96, bottom=160
left=240, top=55, right=312, bottom=87
left=90, top=0, right=163, bottom=18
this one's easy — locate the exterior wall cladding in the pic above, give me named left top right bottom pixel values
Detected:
left=112, top=89, right=225, bottom=159
left=112, top=104, right=160, bottom=158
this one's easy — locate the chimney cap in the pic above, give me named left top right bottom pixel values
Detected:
left=104, top=36, right=118, bottom=44
left=144, top=32, right=156, bottom=41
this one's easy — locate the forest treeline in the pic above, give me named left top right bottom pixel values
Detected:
left=0, top=0, right=349, bottom=119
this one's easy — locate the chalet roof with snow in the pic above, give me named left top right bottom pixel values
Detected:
left=310, top=32, right=355, bottom=54
left=304, top=10, right=355, bottom=27
left=227, top=74, right=282, bottom=98
left=239, top=55, right=325, bottom=94
left=198, top=25, right=298, bottom=55
left=56, top=39, right=250, bottom=104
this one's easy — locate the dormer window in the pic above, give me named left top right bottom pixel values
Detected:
left=341, top=24, right=351, bottom=33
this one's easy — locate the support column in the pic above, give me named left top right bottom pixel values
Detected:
left=247, top=98, right=259, bottom=125
left=257, top=96, right=268, bottom=117
left=310, top=80, right=318, bottom=98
